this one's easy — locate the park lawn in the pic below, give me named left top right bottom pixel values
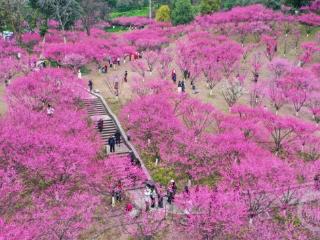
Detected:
left=110, top=7, right=148, bottom=19
left=105, top=25, right=129, bottom=33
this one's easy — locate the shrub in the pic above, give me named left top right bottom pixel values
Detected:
left=200, top=0, right=221, bottom=15
left=156, top=5, right=171, bottom=22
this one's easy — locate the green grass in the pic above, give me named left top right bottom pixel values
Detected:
left=105, top=25, right=129, bottom=33
left=80, top=66, right=91, bottom=75
left=110, top=7, right=149, bottom=19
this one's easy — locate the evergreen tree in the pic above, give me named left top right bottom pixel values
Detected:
left=171, top=0, right=194, bottom=25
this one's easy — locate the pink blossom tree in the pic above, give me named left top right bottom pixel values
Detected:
left=251, top=52, right=263, bottom=82
left=278, top=67, right=311, bottom=116
left=61, top=53, right=88, bottom=72
left=158, top=50, right=173, bottom=79
left=202, top=60, right=223, bottom=96
left=131, top=60, right=148, bottom=79
left=144, top=51, right=158, bottom=74
left=261, top=35, right=277, bottom=61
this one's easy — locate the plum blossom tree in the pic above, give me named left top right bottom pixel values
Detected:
left=144, top=51, right=158, bottom=74
left=307, top=92, right=320, bottom=123
left=268, top=58, right=291, bottom=80
left=261, top=35, right=277, bottom=61
left=0, top=57, right=21, bottom=85
left=158, top=50, right=173, bottom=79
left=215, top=40, right=243, bottom=80
left=202, top=60, right=222, bottom=96
left=175, top=187, right=246, bottom=239
left=86, top=155, right=146, bottom=197
left=251, top=52, right=263, bottom=82
left=131, top=60, right=148, bottom=79
left=122, top=210, right=168, bottom=240
left=299, top=42, right=319, bottom=66
left=221, top=73, right=245, bottom=109
left=62, top=53, right=88, bottom=72
left=278, top=67, right=311, bottom=116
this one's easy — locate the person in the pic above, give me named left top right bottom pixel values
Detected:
left=47, top=104, right=55, bottom=116
left=114, top=78, right=119, bottom=97
left=109, top=57, right=113, bottom=68
left=167, top=179, right=177, bottom=204
left=183, top=69, right=188, bottom=79
left=192, top=84, right=198, bottom=94
left=88, top=80, right=93, bottom=92
left=115, top=130, right=121, bottom=147
left=108, top=136, right=116, bottom=153
left=4, top=79, right=9, bottom=87
left=150, top=188, right=156, bottom=208
left=315, top=174, right=320, bottom=190
left=181, top=81, right=186, bottom=92
left=104, top=64, right=108, bottom=73
left=124, top=71, right=128, bottom=82
left=178, top=81, right=182, bottom=93
left=157, top=185, right=164, bottom=208
left=171, top=70, right=177, bottom=83
left=97, top=119, right=104, bottom=132
left=78, top=69, right=82, bottom=79
left=129, top=151, right=135, bottom=164
left=171, top=180, right=177, bottom=196
left=115, top=180, right=123, bottom=201
left=117, top=57, right=121, bottom=66
left=184, top=185, right=190, bottom=195
left=144, top=187, right=151, bottom=211
left=254, top=72, right=259, bottom=82
left=126, top=202, right=133, bottom=212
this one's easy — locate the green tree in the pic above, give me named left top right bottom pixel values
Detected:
left=0, top=0, right=30, bottom=41
left=284, top=0, right=311, bottom=9
left=171, top=0, right=194, bottom=25
left=156, top=5, right=171, bottom=21
left=30, top=0, right=81, bottom=32
left=200, top=0, right=221, bottom=14
left=78, top=0, right=110, bottom=36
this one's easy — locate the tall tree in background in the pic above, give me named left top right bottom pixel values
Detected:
left=200, top=0, right=221, bottom=14
left=171, top=0, right=194, bottom=25
left=284, top=0, right=311, bottom=9
left=31, top=0, right=81, bottom=42
left=0, top=0, right=29, bottom=41
left=78, top=0, right=109, bottom=36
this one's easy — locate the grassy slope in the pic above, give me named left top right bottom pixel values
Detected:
left=110, top=7, right=149, bottom=19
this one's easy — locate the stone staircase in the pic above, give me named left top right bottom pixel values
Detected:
left=83, top=97, right=129, bottom=155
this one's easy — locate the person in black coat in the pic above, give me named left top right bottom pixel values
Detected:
left=181, top=81, right=186, bottom=92
left=115, top=130, right=121, bottom=147
left=97, top=119, right=104, bottom=132
left=88, top=80, right=93, bottom=92
left=124, top=71, right=128, bottom=82
left=108, top=136, right=116, bottom=153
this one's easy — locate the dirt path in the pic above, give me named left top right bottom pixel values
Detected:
left=0, top=84, right=7, bottom=116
